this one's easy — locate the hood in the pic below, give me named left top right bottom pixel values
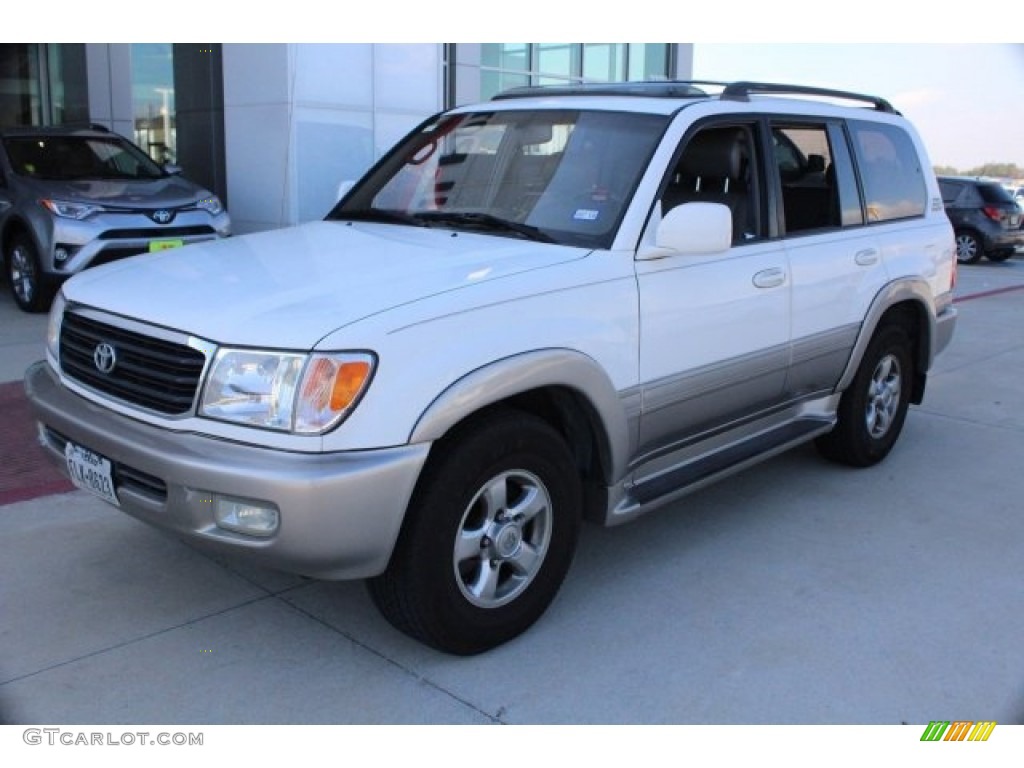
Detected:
left=62, top=220, right=588, bottom=348
left=19, top=174, right=208, bottom=208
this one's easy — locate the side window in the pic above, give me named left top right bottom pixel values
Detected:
left=771, top=123, right=841, bottom=234
left=661, top=123, right=761, bottom=244
left=938, top=180, right=960, bottom=205
left=848, top=120, right=927, bottom=222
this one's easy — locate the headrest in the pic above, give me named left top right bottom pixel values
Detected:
left=518, top=123, right=553, bottom=146
left=679, top=129, right=744, bottom=179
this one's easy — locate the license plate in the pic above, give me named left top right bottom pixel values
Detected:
left=149, top=239, right=184, bottom=253
left=65, top=442, right=120, bottom=507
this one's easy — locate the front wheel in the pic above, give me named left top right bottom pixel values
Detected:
left=986, top=249, right=1014, bottom=263
left=368, top=409, right=582, bottom=655
left=816, top=325, right=913, bottom=467
left=6, top=234, right=53, bottom=312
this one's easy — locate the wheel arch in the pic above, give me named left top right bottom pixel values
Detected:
left=837, top=280, right=937, bottom=405
left=0, top=214, right=42, bottom=259
left=408, top=349, right=632, bottom=521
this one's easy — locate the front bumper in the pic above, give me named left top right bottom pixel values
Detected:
left=25, top=361, right=429, bottom=580
left=45, top=210, right=232, bottom=276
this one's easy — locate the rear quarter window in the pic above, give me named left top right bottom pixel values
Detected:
left=849, top=120, right=927, bottom=222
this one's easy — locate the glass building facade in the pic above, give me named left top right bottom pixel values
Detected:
left=0, top=43, right=692, bottom=233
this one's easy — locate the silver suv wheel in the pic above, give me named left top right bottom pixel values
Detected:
left=453, top=469, right=553, bottom=609
left=865, top=353, right=902, bottom=439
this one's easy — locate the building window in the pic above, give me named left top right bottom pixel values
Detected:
left=0, top=44, right=87, bottom=126
left=131, top=44, right=176, bottom=164
left=478, top=43, right=672, bottom=100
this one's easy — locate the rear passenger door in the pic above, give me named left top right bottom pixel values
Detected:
left=780, top=118, right=936, bottom=400
left=773, top=119, right=896, bottom=400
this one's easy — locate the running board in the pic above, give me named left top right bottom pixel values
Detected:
left=607, top=417, right=835, bottom=524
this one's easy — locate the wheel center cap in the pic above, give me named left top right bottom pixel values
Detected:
left=493, top=524, right=522, bottom=559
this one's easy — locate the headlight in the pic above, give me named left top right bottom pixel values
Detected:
left=195, top=194, right=224, bottom=216
left=40, top=199, right=103, bottom=220
left=46, top=291, right=66, bottom=361
left=199, top=349, right=375, bottom=434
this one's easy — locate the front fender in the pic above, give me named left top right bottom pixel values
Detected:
left=409, top=348, right=635, bottom=483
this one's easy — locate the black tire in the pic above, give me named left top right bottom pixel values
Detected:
left=5, top=234, right=53, bottom=313
left=368, top=408, right=582, bottom=655
left=986, top=249, right=1014, bottom=263
left=954, top=230, right=983, bottom=264
left=815, top=325, right=913, bottom=468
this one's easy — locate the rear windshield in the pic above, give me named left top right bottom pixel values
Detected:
left=976, top=183, right=1014, bottom=204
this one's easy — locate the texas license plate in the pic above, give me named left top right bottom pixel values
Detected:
left=149, top=239, right=184, bottom=252
left=65, top=442, right=120, bottom=507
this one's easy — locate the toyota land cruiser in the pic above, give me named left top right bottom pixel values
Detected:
left=25, top=81, right=957, bottom=654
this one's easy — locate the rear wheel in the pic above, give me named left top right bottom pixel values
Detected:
left=368, top=409, right=582, bottom=655
left=6, top=234, right=53, bottom=312
left=816, top=325, right=913, bottom=467
left=986, top=249, right=1014, bottom=263
left=954, top=230, right=982, bottom=264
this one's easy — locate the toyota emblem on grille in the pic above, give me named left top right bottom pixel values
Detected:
left=93, top=342, right=117, bottom=374
left=150, top=209, right=174, bottom=224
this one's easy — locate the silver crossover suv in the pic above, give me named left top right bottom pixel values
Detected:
left=0, top=125, right=230, bottom=312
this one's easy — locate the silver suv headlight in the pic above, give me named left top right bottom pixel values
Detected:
left=199, top=349, right=375, bottom=434
left=41, top=198, right=104, bottom=220
left=195, top=194, right=224, bottom=216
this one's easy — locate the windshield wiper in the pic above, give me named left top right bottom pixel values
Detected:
left=331, top=208, right=428, bottom=227
left=413, top=211, right=555, bottom=243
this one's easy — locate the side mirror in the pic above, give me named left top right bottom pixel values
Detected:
left=163, top=164, right=183, bottom=176
left=638, top=202, right=732, bottom=259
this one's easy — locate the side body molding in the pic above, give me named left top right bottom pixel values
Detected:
left=409, top=348, right=634, bottom=483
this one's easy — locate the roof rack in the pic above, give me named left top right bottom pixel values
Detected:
left=721, top=81, right=896, bottom=113
left=491, top=79, right=897, bottom=114
left=492, top=81, right=711, bottom=100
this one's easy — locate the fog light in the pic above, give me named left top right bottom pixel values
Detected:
left=214, top=495, right=279, bottom=537
left=54, top=246, right=70, bottom=263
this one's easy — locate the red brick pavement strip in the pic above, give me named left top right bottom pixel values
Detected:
left=954, top=283, right=1024, bottom=303
left=0, top=380, right=74, bottom=506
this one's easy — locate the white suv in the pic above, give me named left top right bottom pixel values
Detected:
left=26, top=81, right=957, bottom=654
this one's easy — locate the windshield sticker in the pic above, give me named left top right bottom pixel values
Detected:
left=573, top=209, right=599, bottom=221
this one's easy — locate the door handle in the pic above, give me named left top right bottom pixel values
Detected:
left=855, top=248, right=880, bottom=266
left=752, top=267, right=786, bottom=289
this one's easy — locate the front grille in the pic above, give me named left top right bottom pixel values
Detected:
left=60, top=312, right=206, bottom=415
left=90, top=248, right=147, bottom=267
left=98, top=226, right=216, bottom=240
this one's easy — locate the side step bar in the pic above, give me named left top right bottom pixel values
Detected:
left=609, top=417, right=835, bottom=524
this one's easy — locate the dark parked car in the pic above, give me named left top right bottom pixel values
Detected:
left=936, top=176, right=1023, bottom=263
left=0, top=125, right=230, bottom=312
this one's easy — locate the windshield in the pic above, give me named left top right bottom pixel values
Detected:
left=329, top=109, right=668, bottom=248
left=4, top=135, right=166, bottom=181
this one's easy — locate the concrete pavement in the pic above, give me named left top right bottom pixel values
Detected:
left=1, top=259, right=1023, bottom=725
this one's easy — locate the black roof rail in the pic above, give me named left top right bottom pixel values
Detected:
left=492, top=81, right=712, bottom=100
left=721, top=81, right=897, bottom=113
left=491, top=79, right=898, bottom=114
